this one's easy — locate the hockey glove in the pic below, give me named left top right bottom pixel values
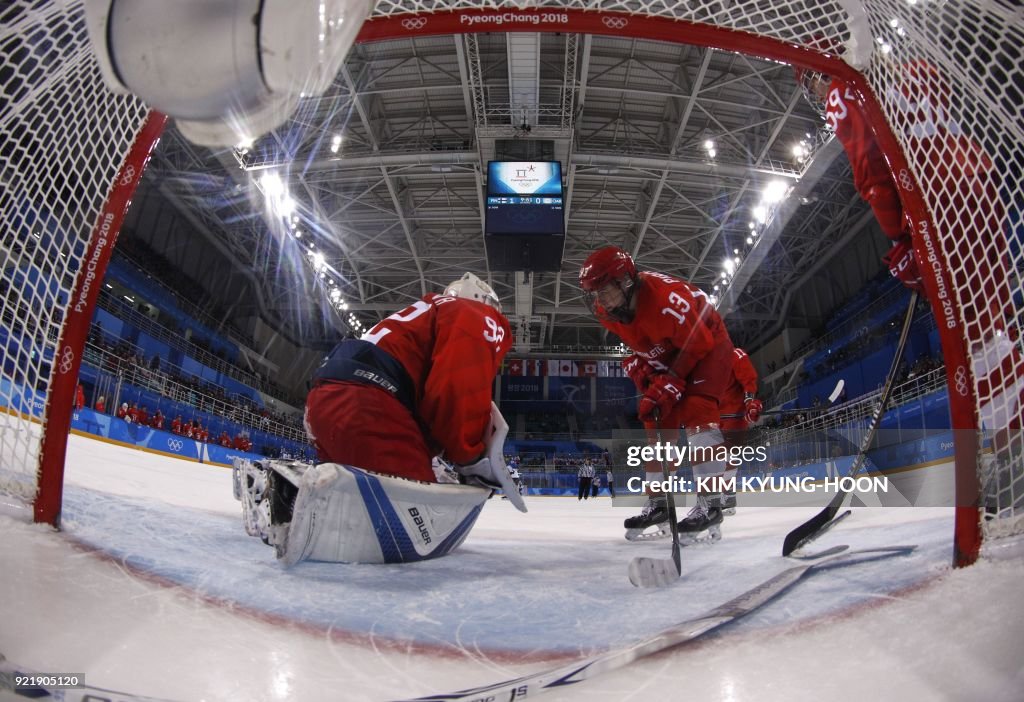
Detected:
left=638, top=375, right=685, bottom=422
left=456, top=457, right=524, bottom=506
left=883, top=236, right=923, bottom=292
left=622, top=354, right=657, bottom=391
left=743, top=394, right=763, bottom=424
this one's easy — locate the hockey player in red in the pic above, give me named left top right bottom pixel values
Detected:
left=579, top=246, right=736, bottom=542
left=718, top=347, right=763, bottom=515
left=800, top=57, right=1020, bottom=515
left=720, top=348, right=761, bottom=436
left=797, top=68, right=922, bottom=291
left=305, top=272, right=514, bottom=484
left=237, top=273, right=526, bottom=566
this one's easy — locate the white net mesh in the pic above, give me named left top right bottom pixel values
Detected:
left=1, top=0, right=1020, bottom=550
left=370, top=0, right=1023, bottom=548
left=0, top=0, right=148, bottom=504
left=856, top=0, right=1023, bottom=540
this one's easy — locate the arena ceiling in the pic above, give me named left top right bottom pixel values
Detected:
left=135, top=23, right=882, bottom=356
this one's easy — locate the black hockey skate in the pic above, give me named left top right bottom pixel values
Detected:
left=624, top=497, right=671, bottom=541
left=676, top=503, right=723, bottom=545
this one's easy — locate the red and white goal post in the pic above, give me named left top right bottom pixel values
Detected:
left=1, top=0, right=1020, bottom=566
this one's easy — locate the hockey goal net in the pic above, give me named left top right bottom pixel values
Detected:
left=1, top=0, right=1021, bottom=565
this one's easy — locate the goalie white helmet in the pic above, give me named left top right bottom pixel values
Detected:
left=445, top=272, right=502, bottom=311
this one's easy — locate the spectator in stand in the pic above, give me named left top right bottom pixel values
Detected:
left=137, top=405, right=150, bottom=426
left=127, top=403, right=140, bottom=424
left=151, top=409, right=165, bottom=430
left=94, top=395, right=106, bottom=414
left=116, top=402, right=129, bottom=421
left=218, top=430, right=231, bottom=447
left=74, top=383, right=85, bottom=411
left=171, top=415, right=183, bottom=435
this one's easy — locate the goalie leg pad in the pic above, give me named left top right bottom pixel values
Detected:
left=282, top=464, right=490, bottom=566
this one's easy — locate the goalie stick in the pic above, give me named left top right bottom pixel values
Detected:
left=628, top=411, right=683, bottom=587
left=397, top=546, right=916, bottom=702
left=782, top=291, right=920, bottom=557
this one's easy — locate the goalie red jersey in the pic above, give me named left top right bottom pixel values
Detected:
left=305, top=283, right=511, bottom=482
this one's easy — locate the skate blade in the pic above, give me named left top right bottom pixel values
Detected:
left=676, top=524, right=722, bottom=546
left=624, top=524, right=672, bottom=542
left=721, top=507, right=736, bottom=516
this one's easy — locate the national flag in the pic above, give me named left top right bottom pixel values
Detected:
left=558, top=360, right=578, bottom=376
left=506, top=359, right=524, bottom=376
left=581, top=361, right=598, bottom=377
left=525, top=359, right=544, bottom=376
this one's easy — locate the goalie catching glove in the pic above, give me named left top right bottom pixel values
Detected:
left=743, top=393, right=763, bottom=423
left=638, top=375, right=685, bottom=422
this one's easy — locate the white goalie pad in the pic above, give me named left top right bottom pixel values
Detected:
left=281, top=464, right=491, bottom=566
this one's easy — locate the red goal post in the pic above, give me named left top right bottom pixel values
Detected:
left=1, top=0, right=1019, bottom=567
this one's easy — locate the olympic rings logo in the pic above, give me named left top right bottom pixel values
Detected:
left=58, top=346, right=74, bottom=375
left=120, top=164, right=137, bottom=187
left=954, top=366, right=969, bottom=397
left=402, top=17, right=427, bottom=30
left=167, top=439, right=184, bottom=451
left=603, top=16, right=628, bottom=29
left=898, top=168, right=914, bottom=192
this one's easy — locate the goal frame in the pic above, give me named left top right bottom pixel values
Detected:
left=20, top=4, right=991, bottom=567
left=354, top=8, right=983, bottom=564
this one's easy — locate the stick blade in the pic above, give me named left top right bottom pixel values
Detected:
left=629, top=556, right=682, bottom=588
left=782, top=509, right=833, bottom=556
left=828, top=378, right=846, bottom=404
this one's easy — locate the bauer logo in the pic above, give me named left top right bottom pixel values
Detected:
left=407, top=507, right=431, bottom=544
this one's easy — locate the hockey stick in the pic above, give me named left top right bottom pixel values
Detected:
left=627, top=411, right=682, bottom=587
left=720, top=379, right=846, bottom=420
left=782, top=291, right=919, bottom=557
left=397, top=546, right=917, bottom=702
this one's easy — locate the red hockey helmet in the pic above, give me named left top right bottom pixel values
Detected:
left=579, top=246, right=638, bottom=322
left=579, top=246, right=636, bottom=291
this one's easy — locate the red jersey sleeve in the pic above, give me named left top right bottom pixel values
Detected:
left=732, top=348, right=759, bottom=395
left=826, top=79, right=895, bottom=196
left=420, top=298, right=512, bottom=465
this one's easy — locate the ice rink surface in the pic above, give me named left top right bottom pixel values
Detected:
left=1, top=433, right=1023, bottom=701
